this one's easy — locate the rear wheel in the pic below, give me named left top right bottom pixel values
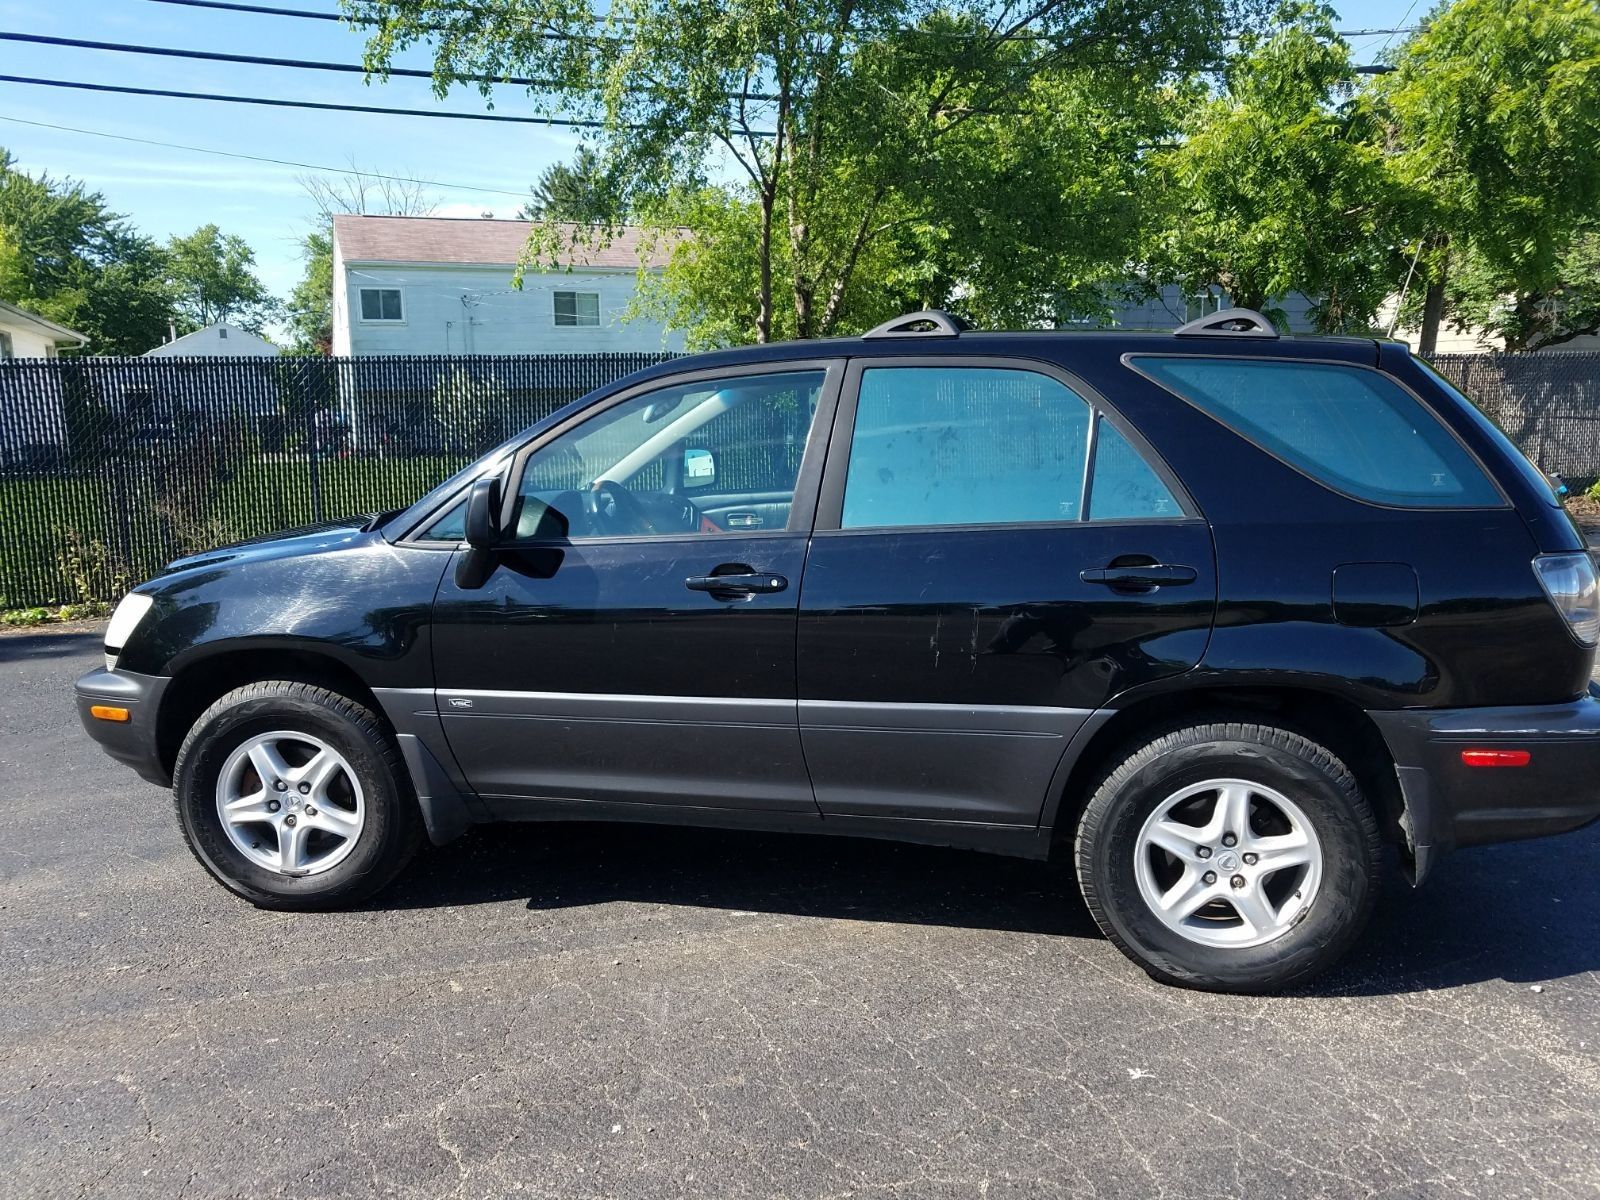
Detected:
left=172, top=680, right=422, bottom=908
left=1074, top=720, right=1382, bottom=993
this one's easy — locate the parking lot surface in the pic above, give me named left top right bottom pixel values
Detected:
left=2, top=629, right=1598, bottom=1199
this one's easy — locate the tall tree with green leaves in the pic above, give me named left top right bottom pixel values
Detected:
left=353, top=0, right=1259, bottom=343
left=1374, top=0, right=1600, bottom=354
left=165, top=224, right=276, bottom=334
left=519, top=146, right=620, bottom=222
left=0, top=148, right=174, bottom=354
left=1143, top=2, right=1405, bottom=332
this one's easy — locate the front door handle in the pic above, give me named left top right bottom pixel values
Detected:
left=685, top=571, right=788, bottom=597
left=1080, top=564, right=1198, bottom=590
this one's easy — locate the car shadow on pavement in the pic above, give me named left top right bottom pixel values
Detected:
left=376, top=819, right=1600, bottom=993
left=379, top=821, right=1099, bottom=938
left=0, top=628, right=104, bottom=665
left=1312, top=829, right=1600, bottom=996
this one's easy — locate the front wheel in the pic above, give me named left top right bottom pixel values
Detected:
left=1074, top=720, right=1382, bottom=993
left=172, top=680, right=423, bottom=908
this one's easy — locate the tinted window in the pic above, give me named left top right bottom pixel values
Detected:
left=1089, top=419, right=1182, bottom=520
left=1133, top=357, right=1501, bottom=508
left=842, top=367, right=1091, bottom=529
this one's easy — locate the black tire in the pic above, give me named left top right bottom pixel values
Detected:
left=1074, top=719, right=1382, bottom=993
left=172, top=680, right=423, bottom=909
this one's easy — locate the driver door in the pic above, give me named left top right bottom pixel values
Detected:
left=429, top=361, right=842, bottom=814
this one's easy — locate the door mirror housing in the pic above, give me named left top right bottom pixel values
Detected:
left=683, top=447, right=717, bottom=490
left=463, top=475, right=504, bottom=550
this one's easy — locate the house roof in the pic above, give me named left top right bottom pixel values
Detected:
left=0, top=298, right=88, bottom=346
left=144, top=323, right=280, bottom=358
left=331, top=214, right=672, bottom=269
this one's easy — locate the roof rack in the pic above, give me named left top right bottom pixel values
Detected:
left=862, top=310, right=971, bottom=339
left=1173, top=308, right=1279, bottom=339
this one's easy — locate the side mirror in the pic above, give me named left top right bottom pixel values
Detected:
left=683, top=447, right=717, bottom=490
left=456, top=475, right=503, bottom=590
left=463, top=475, right=503, bottom=550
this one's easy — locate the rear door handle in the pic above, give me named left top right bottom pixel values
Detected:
left=1079, top=564, right=1198, bottom=590
left=685, top=572, right=788, bottom=596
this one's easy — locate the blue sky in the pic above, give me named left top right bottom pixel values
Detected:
left=0, top=0, right=1421, bottom=306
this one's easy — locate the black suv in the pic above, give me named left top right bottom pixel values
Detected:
left=76, top=309, right=1600, bottom=992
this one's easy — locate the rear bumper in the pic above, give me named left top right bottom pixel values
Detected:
left=1369, top=694, right=1600, bottom=880
left=75, top=667, right=171, bottom=787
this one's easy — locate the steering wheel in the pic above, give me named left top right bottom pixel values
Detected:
left=582, top=479, right=655, bottom=535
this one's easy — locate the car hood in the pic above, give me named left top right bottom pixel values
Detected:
left=162, top=515, right=379, bottom=575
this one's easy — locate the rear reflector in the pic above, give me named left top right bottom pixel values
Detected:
left=1461, top=749, right=1531, bottom=768
left=89, top=705, right=130, bottom=723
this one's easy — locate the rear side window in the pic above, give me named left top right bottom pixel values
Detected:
left=841, top=366, right=1183, bottom=529
left=1131, top=357, right=1502, bottom=508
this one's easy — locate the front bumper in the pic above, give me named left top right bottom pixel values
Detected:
left=75, top=667, right=171, bottom=787
left=1370, top=694, right=1600, bottom=881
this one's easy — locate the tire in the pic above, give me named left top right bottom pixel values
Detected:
left=1074, top=719, right=1382, bottom=993
left=172, top=680, right=423, bottom=909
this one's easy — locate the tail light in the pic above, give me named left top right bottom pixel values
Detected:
left=1532, top=553, right=1599, bottom=648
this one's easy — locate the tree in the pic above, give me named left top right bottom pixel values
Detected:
left=165, top=224, right=276, bottom=334
left=285, top=229, right=336, bottom=356
left=1438, top=228, right=1600, bottom=352
left=1143, top=3, right=1405, bottom=332
left=519, top=146, right=620, bottom=222
left=286, top=167, right=437, bottom=355
left=0, top=148, right=175, bottom=354
left=1374, top=0, right=1600, bottom=353
left=354, top=0, right=1260, bottom=343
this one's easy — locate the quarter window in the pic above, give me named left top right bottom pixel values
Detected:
left=1132, top=357, right=1501, bottom=508
left=1089, top=419, right=1182, bottom=520
left=554, top=291, right=601, bottom=327
left=359, top=288, right=403, bottom=322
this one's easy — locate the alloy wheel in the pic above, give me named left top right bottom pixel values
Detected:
left=1133, top=778, right=1324, bottom=949
left=215, top=731, right=366, bottom=877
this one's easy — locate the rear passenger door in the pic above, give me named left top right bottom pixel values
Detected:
left=795, top=357, right=1217, bottom=825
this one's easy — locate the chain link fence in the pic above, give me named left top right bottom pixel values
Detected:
left=1429, top=352, right=1600, bottom=493
left=1, top=349, right=1597, bottom=608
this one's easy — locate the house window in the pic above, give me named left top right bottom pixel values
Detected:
left=0, top=332, right=13, bottom=360
left=359, top=288, right=404, bottom=322
left=554, top=291, right=601, bottom=327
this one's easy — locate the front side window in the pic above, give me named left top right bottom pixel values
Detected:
left=1131, top=357, right=1502, bottom=508
left=554, top=291, right=601, bottom=327
left=359, top=288, right=403, bottom=322
left=507, top=369, right=827, bottom=540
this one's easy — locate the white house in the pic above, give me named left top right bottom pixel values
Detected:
left=329, top=214, right=684, bottom=356
left=0, top=298, right=87, bottom=359
left=145, top=323, right=280, bottom=357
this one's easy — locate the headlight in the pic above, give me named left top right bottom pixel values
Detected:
left=104, top=593, right=154, bottom=670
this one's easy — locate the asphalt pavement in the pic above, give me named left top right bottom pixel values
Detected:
left=2, top=629, right=1597, bottom=1199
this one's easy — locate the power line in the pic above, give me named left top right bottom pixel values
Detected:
left=143, top=0, right=1416, bottom=45
left=0, top=30, right=781, bottom=103
left=0, top=74, right=779, bottom=134
left=0, top=112, right=533, bottom=199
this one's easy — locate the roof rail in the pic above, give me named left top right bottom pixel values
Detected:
left=862, top=310, right=971, bottom=339
left=1173, top=308, right=1279, bottom=339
